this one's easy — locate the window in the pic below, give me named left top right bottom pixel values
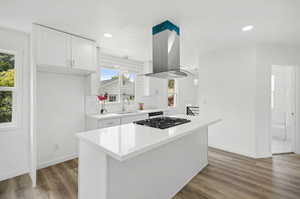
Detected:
left=168, top=79, right=176, bottom=107
left=0, top=51, right=16, bottom=125
left=100, top=68, right=120, bottom=103
left=99, top=68, right=136, bottom=103
left=108, top=95, right=117, bottom=102
left=121, top=73, right=136, bottom=102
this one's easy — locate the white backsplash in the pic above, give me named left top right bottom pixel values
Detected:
left=85, top=95, right=160, bottom=115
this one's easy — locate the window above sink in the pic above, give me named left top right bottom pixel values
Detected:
left=99, top=68, right=136, bottom=104
left=98, top=53, right=143, bottom=105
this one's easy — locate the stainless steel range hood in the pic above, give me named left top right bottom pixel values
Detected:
left=144, top=20, right=189, bottom=79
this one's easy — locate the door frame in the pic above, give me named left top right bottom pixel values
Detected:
left=295, top=67, right=300, bottom=154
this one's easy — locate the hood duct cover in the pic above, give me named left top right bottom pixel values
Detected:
left=145, top=20, right=189, bottom=79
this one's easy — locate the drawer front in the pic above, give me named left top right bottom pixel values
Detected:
left=121, top=114, right=148, bottom=124
left=98, top=118, right=121, bottom=128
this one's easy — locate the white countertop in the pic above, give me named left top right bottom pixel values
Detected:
left=77, top=114, right=221, bottom=161
left=86, top=108, right=174, bottom=120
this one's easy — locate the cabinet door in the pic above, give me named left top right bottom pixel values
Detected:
left=36, top=27, right=71, bottom=67
left=121, top=114, right=148, bottom=124
left=98, top=118, right=121, bottom=128
left=71, top=37, right=97, bottom=71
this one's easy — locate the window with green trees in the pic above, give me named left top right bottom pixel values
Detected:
left=0, top=51, right=15, bottom=124
left=168, top=79, right=176, bottom=107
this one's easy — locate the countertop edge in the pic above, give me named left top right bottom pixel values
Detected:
left=77, top=118, right=222, bottom=162
left=86, top=108, right=176, bottom=120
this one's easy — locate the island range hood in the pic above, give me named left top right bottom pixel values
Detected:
left=144, top=20, right=190, bottom=78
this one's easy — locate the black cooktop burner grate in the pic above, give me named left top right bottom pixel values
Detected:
left=134, top=117, right=191, bottom=129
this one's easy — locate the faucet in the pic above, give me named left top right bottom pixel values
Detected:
left=121, top=93, right=130, bottom=112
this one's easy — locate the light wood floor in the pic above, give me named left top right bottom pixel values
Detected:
left=1, top=148, right=300, bottom=199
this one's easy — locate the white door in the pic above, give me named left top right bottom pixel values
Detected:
left=71, top=37, right=96, bottom=71
left=36, top=27, right=71, bottom=67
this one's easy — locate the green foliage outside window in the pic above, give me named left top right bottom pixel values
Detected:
left=0, top=52, right=15, bottom=123
left=168, top=79, right=175, bottom=107
left=168, top=79, right=174, bottom=90
left=0, top=91, right=12, bottom=123
left=0, top=69, right=14, bottom=87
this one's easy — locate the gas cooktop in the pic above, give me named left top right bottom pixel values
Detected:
left=134, top=117, right=191, bottom=129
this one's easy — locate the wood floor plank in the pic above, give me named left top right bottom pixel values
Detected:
left=0, top=147, right=300, bottom=199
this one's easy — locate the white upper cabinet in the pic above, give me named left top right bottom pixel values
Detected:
left=36, top=27, right=71, bottom=68
left=35, top=25, right=97, bottom=73
left=71, top=36, right=97, bottom=71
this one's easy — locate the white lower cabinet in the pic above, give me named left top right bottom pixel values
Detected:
left=121, top=114, right=148, bottom=124
left=96, top=114, right=148, bottom=129
left=87, top=110, right=172, bottom=130
left=98, top=118, right=121, bottom=128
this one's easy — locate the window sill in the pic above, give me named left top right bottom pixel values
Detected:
left=0, top=122, right=18, bottom=131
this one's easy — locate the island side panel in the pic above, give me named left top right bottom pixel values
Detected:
left=78, top=140, right=108, bottom=199
left=107, top=127, right=208, bottom=199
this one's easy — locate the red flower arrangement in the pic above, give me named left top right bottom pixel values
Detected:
left=97, top=93, right=108, bottom=114
left=97, top=95, right=107, bottom=101
left=97, top=93, right=108, bottom=101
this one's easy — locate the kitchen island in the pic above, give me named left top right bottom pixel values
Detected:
left=77, top=115, right=221, bottom=199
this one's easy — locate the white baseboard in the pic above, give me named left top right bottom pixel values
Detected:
left=169, top=162, right=208, bottom=199
left=255, top=152, right=272, bottom=159
left=38, top=153, right=78, bottom=169
left=208, top=144, right=257, bottom=158
left=208, top=145, right=273, bottom=159
left=0, top=168, right=29, bottom=182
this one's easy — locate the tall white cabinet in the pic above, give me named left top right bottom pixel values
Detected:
left=30, top=24, right=98, bottom=187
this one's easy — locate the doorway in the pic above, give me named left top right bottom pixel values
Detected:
left=271, top=65, right=296, bottom=154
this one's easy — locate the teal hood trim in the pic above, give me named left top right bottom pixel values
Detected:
left=152, top=20, right=180, bottom=35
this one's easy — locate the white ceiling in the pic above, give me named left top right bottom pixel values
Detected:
left=0, top=0, right=299, bottom=67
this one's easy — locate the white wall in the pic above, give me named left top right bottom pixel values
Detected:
left=198, top=44, right=300, bottom=158
left=255, top=44, right=300, bottom=156
left=138, top=61, right=168, bottom=109
left=0, top=27, right=30, bottom=180
left=138, top=61, right=197, bottom=112
left=176, top=77, right=198, bottom=114
left=198, top=46, right=257, bottom=157
left=37, top=72, right=86, bottom=168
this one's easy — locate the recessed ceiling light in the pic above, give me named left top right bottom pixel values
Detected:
left=104, top=33, right=112, bottom=38
left=242, top=25, right=254, bottom=32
